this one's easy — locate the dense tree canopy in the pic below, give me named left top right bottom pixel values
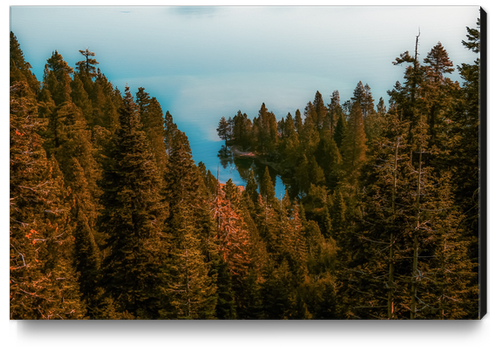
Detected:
left=10, top=17, right=482, bottom=320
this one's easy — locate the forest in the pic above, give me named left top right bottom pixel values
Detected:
left=10, top=18, right=481, bottom=320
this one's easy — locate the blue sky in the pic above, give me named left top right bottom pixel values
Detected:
left=10, top=5, right=480, bottom=142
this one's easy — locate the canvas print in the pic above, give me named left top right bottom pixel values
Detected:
left=9, top=6, right=485, bottom=320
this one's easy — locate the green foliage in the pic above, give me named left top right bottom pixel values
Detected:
left=98, top=87, right=168, bottom=319
left=10, top=32, right=40, bottom=93
left=259, top=166, right=276, bottom=207
left=9, top=20, right=481, bottom=320
left=10, top=81, right=86, bottom=319
left=217, top=116, right=231, bottom=145
left=136, top=87, right=168, bottom=176
left=339, top=102, right=368, bottom=199
left=76, top=48, right=99, bottom=79
left=162, top=202, right=217, bottom=319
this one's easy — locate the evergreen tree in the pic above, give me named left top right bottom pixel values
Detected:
left=98, top=87, right=168, bottom=319
left=215, top=257, right=237, bottom=319
left=162, top=128, right=218, bottom=319
left=76, top=48, right=99, bottom=79
left=294, top=109, right=303, bottom=134
left=339, top=102, right=368, bottom=199
left=259, top=166, right=277, bottom=208
left=11, top=81, right=86, bottom=319
left=136, top=87, right=168, bottom=176
left=217, top=116, right=231, bottom=147
left=327, top=90, right=342, bottom=137
left=245, top=168, right=259, bottom=204
left=333, top=112, right=346, bottom=150
left=451, top=19, right=480, bottom=256
left=162, top=202, right=217, bottom=319
left=69, top=158, right=102, bottom=314
left=70, top=74, right=94, bottom=126
left=10, top=32, right=40, bottom=93
left=313, top=91, right=328, bottom=129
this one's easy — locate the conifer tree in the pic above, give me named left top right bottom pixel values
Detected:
left=300, top=105, right=320, bottom=155
left=339, top=102, right=368, bottom=199
left=333, top=113, right=346, bottom=150
left=136, top=87, right=168, bottom=176
left=70, top=158, right=102, bottom=313
left=76, top=48, right=99, bottom=79
left=162, top=202, right=217, bottom=319
left=450, top=19, right=480, bottom=257
left=294, top=109, right=303, bottom=134
left=313, top=91, right=328, bottom=129
left=259, top=166, right=277, bottom=208
left=162, top=128, right=218, bottom=319
left=317, top=128, right=342, bottom=190
left=245, top=168, right=259, bottom=204
left=212, top=183, right=251, bottom=276
left=327, top=90, right=342, bottom=137
left=261, top=260, right=293, bottom=319
left=98, top=86, right=168, bottom=319
left=70, top=74, right=94, bottom=126
left=45, top=51, right=74, bottom=105
left=215, top=257, right=237, bottom=319
left=10, top=32, right=40, bottom=93
left=11, top=81, right=86, bottom=319
left=217, top=116, right=231, bottom=148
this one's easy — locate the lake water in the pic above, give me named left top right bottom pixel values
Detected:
left=180, top=121, right=287, bottom=199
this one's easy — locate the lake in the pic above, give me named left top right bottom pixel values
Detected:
left=179, top=119, right=287, bottom=199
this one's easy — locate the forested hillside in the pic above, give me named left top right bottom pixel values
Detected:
left=10, top=18, right=481, bottom=320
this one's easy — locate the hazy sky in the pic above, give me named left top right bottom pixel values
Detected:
left=10, top=6, right=480, bottom=143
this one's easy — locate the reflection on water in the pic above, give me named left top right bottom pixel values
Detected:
left=180, top=121, right=286, bottom=198
left=219, top=150, right=287, bottom=200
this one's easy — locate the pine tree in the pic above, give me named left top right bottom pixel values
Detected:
left=136, top=87, right=168, bottom=176
left=327, top=90, right=342, bottom=138
left=333, top=113, right=346, bottom=150
left=70, top=158, right=102, bottom=313
left=215, top=257, right=237, bottom=319
left=70, top=74, right=94, bottom=126
left=317, top=128, right=342, bottom=190
left=212, top=183, right=251, bottom=276
left=162, top=127, right=218, bottom=319
left=254, top=103, right=278, bottom=153
left=45, top=51, right=74, bottom=106
left=300, top=105, right=320, bottom=155
left=217, top=116, right=231, bottom=148
left=10, top=32, right=40, bottom=93
left=261, top=260, right=293, bottom=319
left=76, top=48, right=99, bottom=79
left=313, top=91, right=328, bottom=129
left=98, top=86, right=168, bottom=319
left=294, top=109, right=303, bottom=134
left=245, top=168, right=259, bottom=204
left=343, top=110, right=411, bottom=319
left=259, top=166, right=277, bottom=208
left=451, top=19, right=480, bottom=259
left=162, top=203, right=217, bottom=319
left=339, top=102, right=368, bottom=199
left=279, top=112, right=300, bottom=168
left=11, top=81, right=86, bottom=319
